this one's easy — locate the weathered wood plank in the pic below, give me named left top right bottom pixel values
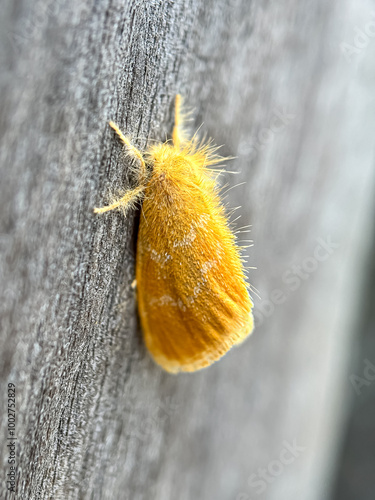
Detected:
left=0, top=0, right=374, bottom=499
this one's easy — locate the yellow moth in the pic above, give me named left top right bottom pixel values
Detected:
left=95, top=95, right=254, bottom=373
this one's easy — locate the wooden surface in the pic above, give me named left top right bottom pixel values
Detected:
left=0, top=0, right=374, bottom=499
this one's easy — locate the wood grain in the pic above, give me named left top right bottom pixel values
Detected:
left=0, top=0, right=374, bottom=498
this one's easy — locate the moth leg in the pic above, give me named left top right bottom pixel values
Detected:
left=109, top=121, right=147, bottom=184
left=94, top=122, right=149, bottom=214
left=172, top=94, right=185, bottom=149
left=94, top=185, right=145, bottom=214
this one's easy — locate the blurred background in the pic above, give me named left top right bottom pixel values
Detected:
left=0, top=0, right=374, bottom=499
left=332, top=224, right=375, bottom=500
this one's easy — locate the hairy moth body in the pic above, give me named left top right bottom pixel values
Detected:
left=95, top=95, right=254, bottom=373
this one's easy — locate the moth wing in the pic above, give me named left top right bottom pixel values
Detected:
left=136, top=187, right=253, bottom=373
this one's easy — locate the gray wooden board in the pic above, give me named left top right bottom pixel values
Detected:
left=0, top=0, right=374, bottom=499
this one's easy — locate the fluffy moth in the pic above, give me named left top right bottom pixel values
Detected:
left=94, top=95, right=254, bottom=373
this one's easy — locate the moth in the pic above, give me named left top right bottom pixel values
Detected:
left=95, top=95, right=254, bottom=373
